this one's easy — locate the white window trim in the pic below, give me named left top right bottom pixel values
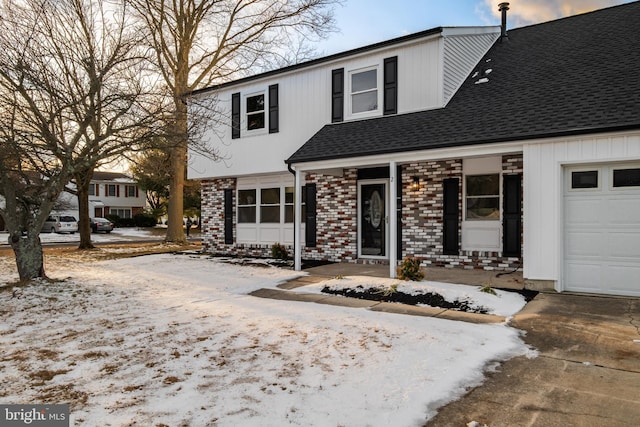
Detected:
left=236, top=175, right=302, bottom=245
left=461, top=157, right=502, bottom=252
left=243, top=90, right=267, bottom=135
left=610, top=163, right=640, bottom=190
left=567, top=167, right=601, bottom=192
left=347, top=65, right=381, bottom=120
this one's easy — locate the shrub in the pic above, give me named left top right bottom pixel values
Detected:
left=134, top=212, right=157, bottom=227
left=397, top=257, right=424, bottom=281
left=271, top=243, right=288, bottom=260
left=480, top=284, right=497, bottom=295
left=105, top=214, right=121, bottom=227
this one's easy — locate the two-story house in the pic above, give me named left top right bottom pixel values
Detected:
left=49, top=171, right=146, bottom=221
left=87, top=171, right=146, bottom=219
left=188, top=2, right=640, bottom=297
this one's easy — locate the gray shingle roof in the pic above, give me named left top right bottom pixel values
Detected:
left=287, top=2, right=640, bottom=164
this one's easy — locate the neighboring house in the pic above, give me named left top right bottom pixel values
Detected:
left=188, top=2, right=640, bottom=297
left=87, top=172, right=146, bottom=219
left=50, top=171, right=146, bottom=220
left=1, top=171, right=145, bottom=231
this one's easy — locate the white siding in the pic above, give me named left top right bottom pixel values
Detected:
left=523, top=132, right=640, bottom=288
left=443, top=32, right=500, bottom=104
left=188, top=27, right=498, bottom=181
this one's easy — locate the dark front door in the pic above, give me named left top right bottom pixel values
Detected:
left=359, top=182, right=387, bottom=257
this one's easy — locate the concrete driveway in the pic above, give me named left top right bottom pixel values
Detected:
left=425, top=293, right=640, bottom=426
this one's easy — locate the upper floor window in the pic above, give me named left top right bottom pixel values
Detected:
left=125, top=185, right=137, bottom=197
left=246, top=93, right=265, bottom=131
left=107, top=184, right=118, bottom=197
left=350, top=68, right=378, bottom=114
left=232, top=85, right=278, bottom=138
left=88, top=184, right=96, bottom=196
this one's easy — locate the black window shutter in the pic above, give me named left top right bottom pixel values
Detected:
left=331, top=68, right=344, bottom=123
left=305, top=184, right=317, bottom=247
left=231, top=92, right=241, bottom=139
left=384, top=56, right=398, bottom=115
left=268, top=84, right=279, bottom=133
left=442, top=178, right=460, bottom=255
left=502, top=175, right=522, bottom=257
left=396, top=165, right=403, bottom=259
left=224, top=189, right=233, bottom=244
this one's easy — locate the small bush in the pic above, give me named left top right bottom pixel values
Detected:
left=134, top=212, right=157, bottom=227
left=271, top=243, right=288, bottom=260
left=397, top=257, right=424, bottom=281
left=480, top=284, right=497, bottom=296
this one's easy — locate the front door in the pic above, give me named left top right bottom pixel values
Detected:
left=358, top=181, right=388, bottom=258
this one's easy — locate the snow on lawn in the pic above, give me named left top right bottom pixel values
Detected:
left=297, top=276, right=528, bottom=316
left=0, top=253, right=533, bottom=426
left=0, top=227, right=165, bottom=246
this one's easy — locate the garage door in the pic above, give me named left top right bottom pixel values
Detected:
left=564, top=164, right=640, bottom=296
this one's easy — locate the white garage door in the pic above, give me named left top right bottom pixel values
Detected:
left=564, top=164, right=640, bottom=296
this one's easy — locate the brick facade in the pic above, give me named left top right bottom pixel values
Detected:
left=200, top=154, right=524, bottom=271
left=302, top=169, right=358, bottom=262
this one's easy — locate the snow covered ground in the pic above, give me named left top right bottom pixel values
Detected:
left=0, top=227, right=166, bottom=246
left=0, top=252, right=534, bottom=426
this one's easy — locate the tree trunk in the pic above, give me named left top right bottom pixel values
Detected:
left=10, top=231, right=46, bottom=281
left=165, top=95, right=188, bottom=244
left=76, top=170, right=95, bottom=249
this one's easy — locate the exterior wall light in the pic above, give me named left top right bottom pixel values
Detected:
left=411, top=176, right=420, bottom=191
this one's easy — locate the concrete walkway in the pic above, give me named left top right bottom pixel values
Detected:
left=425, top=293, right=640, bottom=426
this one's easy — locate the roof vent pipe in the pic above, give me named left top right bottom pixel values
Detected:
left=498, top=2, right=509, bottom=41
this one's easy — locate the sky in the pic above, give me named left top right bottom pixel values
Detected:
left=316, top=0, right=635, bottom=55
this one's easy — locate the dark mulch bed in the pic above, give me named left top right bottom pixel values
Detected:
left=321, top=285, right=490, bottom=314
left=321, top=285, right=538, bottom=314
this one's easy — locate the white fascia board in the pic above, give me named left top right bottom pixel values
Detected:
left=440, top=26, right=501, bottom=37
left=291, top=141, right=524, bottom=172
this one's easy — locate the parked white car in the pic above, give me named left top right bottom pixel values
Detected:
left=42, top=215, right=78, bottom=234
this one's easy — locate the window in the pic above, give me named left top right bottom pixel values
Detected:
left=246, top=94, right=265, bottom=130
left=238, top=189, right=256, bottom=223
left=351, top=68, right=378, bottom=114
left=466, top=174, right=500, bottom=220
left=88, top=184, right=95, bottom=196
left=125, top=185, right=137, bottom=197
left=613, top=168, right=640, bottom=187
left=109, top=208, right=131, bottom=219
left=284, top=186, right=306, bottom=223
left=571, top=170, right=598, bottom=189
left=107, top=184, right=117, bottom=197
left=260, top=188, right=280, bottom=223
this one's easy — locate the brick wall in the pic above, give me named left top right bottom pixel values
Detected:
left=200, top=153, right=524, bottom=270
left=302, top=169, right=358, bottom=262
left=201, top=178, right=236, bottom=254
left=401, top=155, right=523, bottom=271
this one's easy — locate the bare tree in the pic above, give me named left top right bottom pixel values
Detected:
left=0, top=0, right=162, bottom=279
left=129, top=0, right=339, bottom=244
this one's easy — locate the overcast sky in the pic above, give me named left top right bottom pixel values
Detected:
left=316, top=0, right=634, bottom=55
